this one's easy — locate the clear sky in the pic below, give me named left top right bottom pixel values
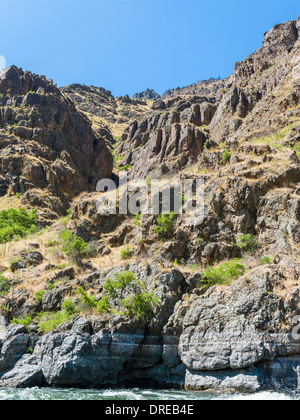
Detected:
left=0, top=0, right=299, bottom=96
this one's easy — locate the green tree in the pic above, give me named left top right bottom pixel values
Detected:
left=104, top=271, right=136, bottom=299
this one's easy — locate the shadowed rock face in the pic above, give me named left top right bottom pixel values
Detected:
left=0, top=66, right=113, bottom=219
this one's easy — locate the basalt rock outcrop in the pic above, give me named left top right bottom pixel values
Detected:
left=133, top=89, right=160, bottom=102
left=1, top=263, right=300, bottom=392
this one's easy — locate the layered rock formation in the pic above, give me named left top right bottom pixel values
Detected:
left=133, top=89, right=160, bottom=102
left=1, top=263, right=300, bottom=392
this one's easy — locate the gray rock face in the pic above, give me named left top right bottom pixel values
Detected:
left=179, top=267, right=300, bottom=372
left=0, top=325, right=38, bottom=378
left=1, top=264, right=300, bottom=391
left=10, top=252, right=44, bottom=272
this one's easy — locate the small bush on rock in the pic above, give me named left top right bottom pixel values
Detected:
left=260, top=256, right=272, bottom=266
left=62, top=229, right=87, bottom=260
left=121, top=293, right=159, bottom=322
left=11, top=316, right=32, bottom=331
left=120, top=245, right=132, bottom=260
left=237, top=234, right=259, bottom=253
left=104, top=271, right=136, bottom=299
left=37, top=311, right=71, bottom=334
left=35, top=291, right=46, bottom=303
left=154, top=212, right=175, bottom=241
left=200, top=259, right=246, bottom=288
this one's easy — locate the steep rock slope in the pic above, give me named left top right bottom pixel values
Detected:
left=115, top=94, right=219, bottom=179
left=210, top=17, right=300, bottom=142
left=0, top=66, right=113, bottom=220
left=1, top=17, right=300, bottom=394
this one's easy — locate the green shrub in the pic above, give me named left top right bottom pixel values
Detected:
left=37, top=311, right=70, bottom=334
left=237, top=234, right=259, bottom=253
left=76, top=287, right=97, bottom=308
left=11, top=316, right=32, bottom=331
left=120, top=245, right=132, bottom=260
left=121, top=293, right=159, bottom=322
left=35, top=291, right=46, bottom=303
left=62, top=229, right=87, bottom=260
left=154, top=212, right=175, bottom=241
left=104, top=271, right=136, bottom=299
left=0, top=208, right=37, bottom=243
left=60, top=209, right=71, bottom=225
left=62, top=299, right=78, bottom=315
left=200, top=259, right=246, bottom=288
left=222, top=148, right=231, bottom=162
left=134, top=214, right=141, bottom=227
left=260, top=256, right=272, bottom=266
left=97, top=296, right=109, bottom=313
left=0, top=275, right=10, bottom=297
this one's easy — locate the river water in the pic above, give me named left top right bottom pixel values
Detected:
left=0, top=388, right=299, bottom=400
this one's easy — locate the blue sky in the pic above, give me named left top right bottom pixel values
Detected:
left=0, top=0, right=299, bottom=96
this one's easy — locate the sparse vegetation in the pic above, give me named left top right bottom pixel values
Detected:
left=104, top=271, right=136, bottom=299
left=222, top=147, right=231, bottom=162
left=35, top=291, right=46, bottom=303
left=121, top=293, right=159, bottom=322
left=11, top=316, right=32, bottom=331
left=62, top=229, right=88, bottom=260
left=37, top=311, right=71, bottom=334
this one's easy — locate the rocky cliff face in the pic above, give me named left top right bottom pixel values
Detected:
left=0, top=66, right=113, bottom=220
left=162, top=78, right=225, bottom=100
left=61, top=84, right=152, bottom=138
left=1, top=17, right=300, bottom=394
left=115, top=95, right=219, bottom=179
left=209, top=17, right=300, bottom=142
left=133, top=89, right=160, bottom=101
left=1, top=263, right=300, bottom=391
